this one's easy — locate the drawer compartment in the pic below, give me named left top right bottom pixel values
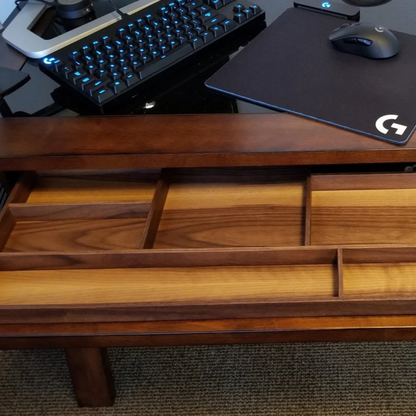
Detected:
left=309, top=173, right=416, bottom=246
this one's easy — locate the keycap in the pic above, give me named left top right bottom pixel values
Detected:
left=200, top=30, right=215, bottom=43
left=109, top=80, right=128, bottom=93
left=123, top=73, right=141, bottom=86
left=190, top=36, right=204, bottom=49
left=92, top=87, right=115, bottom=103
left=221, top=19, right=237, bottom=31
left=68, top=70, right=87, bottom=84
left=210, top=25, right=225, bottom=37
left=233, top=12, right=246, bottom=23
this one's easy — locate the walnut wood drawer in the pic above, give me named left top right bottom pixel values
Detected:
left=1, top=167, right=416, bottom=324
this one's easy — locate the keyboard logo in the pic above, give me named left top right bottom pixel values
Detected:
left=322, top=2, right=331, bottom=8
left=375, top=114, right=408, bottom=136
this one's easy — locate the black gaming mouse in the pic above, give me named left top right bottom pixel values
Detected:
left=329, top=22, right=400, bottom=59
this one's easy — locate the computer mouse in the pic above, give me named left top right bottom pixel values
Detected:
left=329, top=23, right=400, bottom=59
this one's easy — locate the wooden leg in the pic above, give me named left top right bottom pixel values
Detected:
left=65, top=347, right=115, bottom=407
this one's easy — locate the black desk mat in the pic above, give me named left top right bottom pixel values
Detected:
left=206, top=8, right=416, bottom=145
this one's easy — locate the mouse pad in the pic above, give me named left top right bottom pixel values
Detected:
left=205, top=8, right=416, bottom=145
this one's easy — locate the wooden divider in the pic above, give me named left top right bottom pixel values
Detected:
left=0, top=172, right=38, bottom=250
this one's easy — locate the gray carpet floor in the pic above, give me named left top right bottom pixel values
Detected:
left=1, top=343, right=416, bottom=415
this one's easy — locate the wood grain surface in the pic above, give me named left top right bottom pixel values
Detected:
left=0, top=115, right=416, bottom=170
left=0, top=247, right=338, bottom=271
left=311, top=189, right=416, bottom=245
left=27, top=170, right=159, bottom=203
left=0, top=265, right=336, bottom=306
left=344, top=263, right=416, bottom=297
left=155, top=178, right=306, bottom=248
left=9, top=202, right=151, bottom=221
left=4, top=219, right=147, bottom=252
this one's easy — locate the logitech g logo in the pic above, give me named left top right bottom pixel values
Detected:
left=375, top=27, right=384, bottom=33
left=322, top=2, right=331, bottom=8
left=376, top=115, right=408, bottom=136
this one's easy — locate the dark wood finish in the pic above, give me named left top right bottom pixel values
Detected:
left=2, top=316, right=416, bottom=348
left=343, top=246, right=416, bottom=263
left=0, top=172, right=37, bottom=249
left=6, top=298, right=416, bottom=325
left=9, top=202, right=150, bottom=220
left=65, top=348, right=115, bottom=407
left=4, top=218, right=147, bottom=252
left=1, top=114, right=416, bottom=408
left=0, top=246, right=338, bottom=270
left=140, top=174, right=170, bottom=249
left=311, top=173, right=416, bottom=191
left=337, top=248, right=344, bottom=298
left=1, top=115, right=416, bottom=170
left=304, top=175, right=312, bottom=246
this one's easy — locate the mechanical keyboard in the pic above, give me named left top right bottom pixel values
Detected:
left=39, top=0, right=265, bottom=110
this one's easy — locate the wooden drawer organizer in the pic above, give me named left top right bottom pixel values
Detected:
left=1, top=167, right=416, bottom=324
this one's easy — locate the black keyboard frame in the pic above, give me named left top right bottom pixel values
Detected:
left=39, top=0, right=266, bottom=113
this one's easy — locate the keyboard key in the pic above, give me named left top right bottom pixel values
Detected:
left=250, top=4, right=261, bottom=14
left=209, top=0, right=223, bottom=9
left=233, top=3, right=245, bottom=12
left=242, top=7, right=254, bottom=19
left=123, top=73, right=141, bottom=86
left=200, top=10, right=218, bottom=22
left=92, top=87, right=114, bottom=103
left=190, top=36, right=204, bottom=49
left=210, top=24, right=225, bottom=37
left=109, top=80, right=128, bottom=93
left=68, top=70, right=87, bottom=84
left=233, top=12, right=246, bottom=23
left=184, top=0, right=203, bottom=11
left=203, top=14, right=226, bottom=28
left=221, top=19, right=237, bottom=31
left=200, top=30, right=215, bottom=43
left=77, top=75, right=97, bottom=90
left=197, top=5, right=211, bottom=13
left=84, top=78, right=109, bottom=95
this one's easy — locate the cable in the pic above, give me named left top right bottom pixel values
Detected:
left=14, top=0, right=53, bottom=11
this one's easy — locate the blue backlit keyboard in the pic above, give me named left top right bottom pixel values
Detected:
left=39, top=0, right=264, bottom=110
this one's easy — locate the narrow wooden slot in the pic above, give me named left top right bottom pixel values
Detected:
left=0, top=247, right=338, bottom=271
left=9, top=202, right=150, bottom=221
left=337, top=248, right=344, bottom=297
left=0, top=263, right=337, bottom=307
left=311, top=173, right=416, bottom=191
left=343, top=246, right=416, bottom=264
left=343, top=262, right=416, bottom=298
left=27, top=170, right=160, bottom=204
left=304, top=175, right=312, bottom=246
left=0, top=172, right=37, bottom=251
left=140, top=173, right=171, bottom=249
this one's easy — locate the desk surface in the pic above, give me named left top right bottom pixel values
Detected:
left=2, top=0, right=416, bottom=119
left=1, top=114, right=416, bottom=170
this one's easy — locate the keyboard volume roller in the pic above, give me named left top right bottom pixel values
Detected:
left=138, top=43, right=193, bottom=79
